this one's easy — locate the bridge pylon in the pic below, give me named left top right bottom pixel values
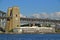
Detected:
left=5, top=6, right=20, bottom=32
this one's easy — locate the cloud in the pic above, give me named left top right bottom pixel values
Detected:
left=31, top=12, right=60, bottom=20
left=32, top=12, right=49, bottom=19
left=20, top=12, right=60, bottom=20
left=20, top=14, right=26, bottom=18
left=50, top=12, right=60, bottom=20
left=32, top=14, right=41, bottom=18
left=40, top=13, right=49, bottom=18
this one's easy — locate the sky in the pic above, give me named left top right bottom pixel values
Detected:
left=0, top=0, right=60, bottom=19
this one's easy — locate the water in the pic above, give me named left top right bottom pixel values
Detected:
left=0, top=34, right=60, bottom=40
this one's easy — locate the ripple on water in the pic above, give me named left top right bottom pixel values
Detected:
left=0, top=34, right=60, bottom=40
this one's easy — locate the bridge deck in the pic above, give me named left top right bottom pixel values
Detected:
left=0, top=16, right=60, bottom=23
left=0, top=11, right=6, bottom=14
left=20, top=18, right=60, bottom=23
left=0, top=16, right=12, bottom=19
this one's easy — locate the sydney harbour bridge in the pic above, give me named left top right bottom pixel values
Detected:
left=0, top=6, right=60, bottom=33
left=0, top=10, right=60, bottom=28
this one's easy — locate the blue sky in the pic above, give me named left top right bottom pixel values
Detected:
left=0, top=0, right=60, bottom=17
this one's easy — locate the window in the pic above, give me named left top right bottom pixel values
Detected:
left=7, top=18, right=10, bottom=21
left=16, top=14, right=17, bottom=17
left=17, top=25, right=19, bottom=27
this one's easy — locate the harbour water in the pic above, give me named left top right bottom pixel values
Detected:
left=0, top=34, right=60, bottom=40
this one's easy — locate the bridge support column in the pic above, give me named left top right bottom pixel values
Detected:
left=5, top=7, right=20, bottom=32
left=1, top=19, right=2, bottom=27
left=32, top=23, right=35, bottom=27
left=29, top=23, right=31, bottom=27
left=40, top=24, right=43, bottom=27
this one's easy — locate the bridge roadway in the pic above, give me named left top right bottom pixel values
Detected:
left=0, top=16, right=60, bottom=23
left=20, top=18, right=60, bottom=23
left=0, top=16, right=12, bottom=19
left=0, top=11, right=6, bottom=14
left=0, top=10, right=60, bottom=23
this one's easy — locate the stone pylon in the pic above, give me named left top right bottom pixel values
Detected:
left=5, top=6, right=20, bottom=32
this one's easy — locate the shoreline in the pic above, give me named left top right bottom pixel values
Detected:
left=0, top=32, right=59, bottom=34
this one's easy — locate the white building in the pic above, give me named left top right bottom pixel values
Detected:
left=13, top=26, right=55, bottom=33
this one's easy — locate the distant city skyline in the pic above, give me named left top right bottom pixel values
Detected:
left=0, top=0, right=60, bottom=19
